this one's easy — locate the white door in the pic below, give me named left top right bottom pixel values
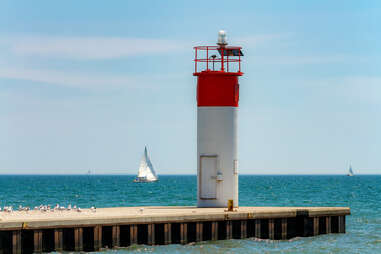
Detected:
left=200, top=156, right=217, bottom=199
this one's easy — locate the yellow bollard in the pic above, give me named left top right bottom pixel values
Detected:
left=228, top=200, right=234, bottom=211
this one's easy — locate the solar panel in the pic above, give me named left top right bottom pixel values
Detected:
left=218, top=48, right=244, bottom=56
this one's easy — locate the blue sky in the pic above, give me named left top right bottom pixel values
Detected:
left=1, top=0, right=380, bottom=174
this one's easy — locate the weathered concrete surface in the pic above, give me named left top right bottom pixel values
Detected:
left=0, top=206, right=350, bottom=230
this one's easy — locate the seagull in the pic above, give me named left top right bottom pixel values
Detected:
left=90, top=206, right=96, bottom=212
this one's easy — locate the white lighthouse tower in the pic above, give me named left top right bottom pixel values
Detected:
left=194, top=31, right=244, bottom=208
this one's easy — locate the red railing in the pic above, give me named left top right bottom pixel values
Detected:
left=193, top=46, right=243, bottom=75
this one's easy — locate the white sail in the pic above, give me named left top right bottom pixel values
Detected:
left=348, top=165, right=354, bottom=176
left=136, top=147, right=158, bottom=182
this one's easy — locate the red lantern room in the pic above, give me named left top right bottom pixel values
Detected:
left=193, top=32, right=243, bottom=108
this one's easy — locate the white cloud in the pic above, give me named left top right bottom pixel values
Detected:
left=332, top=76, right=381, bottom=104
left=255, top=55, right=369, bottom=65
left=0, top=67, right=138, bottom=89
left=231, top=33, right=369, bottom=65
left=2, top=34, right=286, bottom=60
left=293, top=76, right=381, bottom=104
left=0, top=66, right=187, bottom=90
left=234, top=34, right=288, bottom=46
left=0, top=35, right=192, bottom=89
left=7, top=36, right=190, bottom=60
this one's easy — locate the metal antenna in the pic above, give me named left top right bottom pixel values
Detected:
left=209, top=55, right=217, bottom=71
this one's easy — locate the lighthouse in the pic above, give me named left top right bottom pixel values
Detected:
left=194, top=31, right=244, bottom=208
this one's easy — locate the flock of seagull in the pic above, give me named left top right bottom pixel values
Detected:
left=0, top=204, right=97, bottom=213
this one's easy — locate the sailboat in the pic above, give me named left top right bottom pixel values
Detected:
left=134, top=146, right=158, bottom=182
left=347, top=165, right=354, bottom=176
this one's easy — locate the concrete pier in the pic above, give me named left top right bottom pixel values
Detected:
left=0, top=206, right=350, bottom=253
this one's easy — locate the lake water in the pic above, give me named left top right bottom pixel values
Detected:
left=0, top=175, right=380, bottom=253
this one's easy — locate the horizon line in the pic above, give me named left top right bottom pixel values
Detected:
left=0, top=173, right=379, bottom=176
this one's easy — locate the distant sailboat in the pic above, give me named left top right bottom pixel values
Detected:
left=134, top=146, right=158, bottom=182
left=347, top=165, right=354, bottom=176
